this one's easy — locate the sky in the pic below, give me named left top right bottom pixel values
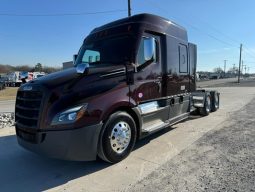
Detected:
left=0, top=0, right=255, bottom=73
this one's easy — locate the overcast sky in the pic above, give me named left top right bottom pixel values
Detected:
left=0, top=0, right=255, bottom=72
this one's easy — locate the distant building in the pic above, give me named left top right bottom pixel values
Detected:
left=63, top=61, right=73, bottom=69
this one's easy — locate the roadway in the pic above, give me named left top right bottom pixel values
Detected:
left=0, top=100, right=15, bottom=113
left=196, top=77, right=238, bottom=87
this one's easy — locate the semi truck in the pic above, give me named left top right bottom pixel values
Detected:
left=15, top=13, right=220, bottom=163
left=5, top=71, right=46, bottom=87
left=6, top=71, right=23, bottom=87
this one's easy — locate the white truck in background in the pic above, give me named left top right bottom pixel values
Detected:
left=6, top=71, right=46, bottom=87
left=6, top=71, right=22, bottom=87
left=33, top=72, right=46, bottom=79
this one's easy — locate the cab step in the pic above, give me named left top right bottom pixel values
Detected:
left=142, top=119, right=168, bottom=134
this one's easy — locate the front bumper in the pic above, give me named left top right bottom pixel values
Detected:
left=16, top=123, right=103, bottom=161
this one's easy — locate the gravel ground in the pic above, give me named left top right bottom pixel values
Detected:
left=128, top=98, right=255, bottom=192
left=0, top=113, right=14, bottom=128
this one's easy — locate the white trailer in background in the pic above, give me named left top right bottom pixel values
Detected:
left=6, top=71, right=46, bottom=87
left=6, top=71, right=22, bottom=87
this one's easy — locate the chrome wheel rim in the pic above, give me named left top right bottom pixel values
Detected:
left=206, top=96, right=211, bottom=113
left=110, top=121, right=131, bottom=154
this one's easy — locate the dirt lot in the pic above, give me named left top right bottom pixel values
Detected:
left=0, top=87, right=18, bottom=100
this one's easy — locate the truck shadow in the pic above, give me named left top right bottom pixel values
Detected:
left=0, top=126, right=176, bottom=192
left=0, top=135, right=110, bottom=192
left=134, top=126, right=174, bottom=150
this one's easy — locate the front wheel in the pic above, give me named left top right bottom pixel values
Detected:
left=98, top=111, right=137, bottom=163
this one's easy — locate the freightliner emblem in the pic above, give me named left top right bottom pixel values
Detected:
left=23, top=85, right=32, bottom=91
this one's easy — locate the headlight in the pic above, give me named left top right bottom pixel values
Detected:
left=51, top=104, right=88, bottom=125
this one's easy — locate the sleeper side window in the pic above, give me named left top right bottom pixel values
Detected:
left=179, top=44, right=188, bottom=73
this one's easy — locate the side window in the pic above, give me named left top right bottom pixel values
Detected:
left=179, top=44, right=188, bottom=73
left=137, top=37, right=158, bottom=65
left=82, top=50, right=100, bottom=63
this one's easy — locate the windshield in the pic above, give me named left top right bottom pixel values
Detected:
left=75, top=35, right=136, bottom=67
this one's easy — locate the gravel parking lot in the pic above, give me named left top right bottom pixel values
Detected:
left=0, top=80, right=255, bottom=192
left=128, top=94, right=255, bottom=192
left=0, top=113, right=14, bottom=128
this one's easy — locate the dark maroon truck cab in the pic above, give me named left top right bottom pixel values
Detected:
left=15, top=14, right=219, bottom=163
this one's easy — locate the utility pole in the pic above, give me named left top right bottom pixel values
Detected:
left=128, top=0, right=131, bottom=17
left=241, top=60, right=244, bottom=75
left=224, top=60, right=227, bottom=78
left=233, top=64, right=236, bottom=76
left=237, top=43, right=242, bottom=83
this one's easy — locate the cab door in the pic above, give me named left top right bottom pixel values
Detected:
left=133, top=34, right=162, bottom=103
left=131, top=34, right=169, bottom=129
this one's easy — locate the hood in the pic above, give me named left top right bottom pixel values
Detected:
left=28, top=64, right=127, bottom=89
left=30, top=68, right=78, bottom=87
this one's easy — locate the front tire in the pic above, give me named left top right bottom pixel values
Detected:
left=98, top=111, right=137, bottom=163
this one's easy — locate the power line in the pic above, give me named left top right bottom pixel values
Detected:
left=145, top=0, right=238, bottom=48
left=195, top=20, right=255, bottom=60
left=184, top=22, right=237, bottom=47
left=189, top=17, right=241, bottom=46
left=243, top=61, right=255, bottom=63
left=243, top=46, right=255, bottom=55
left=144, top=0, right=255, bottom=72
left=242, top=46, right=255, bottom=59
left=186, top=15, right=255, bottom=61
left=0, top=9, right=127, bottom=17
left=243, top=45, right=255, bottom=54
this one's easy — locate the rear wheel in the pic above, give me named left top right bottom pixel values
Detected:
left=211, top=92, right=219, bottom=112
left=199, top=94, right=211, bottom=116
left=98, top=111, right=137, bottom=163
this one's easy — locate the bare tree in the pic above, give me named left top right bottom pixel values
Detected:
left=213, top=67, right=223, bottom=73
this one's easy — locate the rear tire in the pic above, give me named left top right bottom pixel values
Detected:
left=199, top=93, right=211, bottom=116
left=98, top=111, right=137, bottom=163
left=211, top=92, right=219, bottom=112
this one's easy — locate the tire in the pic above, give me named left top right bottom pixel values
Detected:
left=199, top=93, right=211, bottom=116
left=98, top=111, right=137, bottom=163
left=211, top=92, right=219, bottom=112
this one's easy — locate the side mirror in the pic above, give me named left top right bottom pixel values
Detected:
left=144, top=37, right=156, bottom=61
left=76, top=63, right=90, bottom=74
left=73, top=54, right=78, bottom=65
left=136, top=37, right=156, bottom=72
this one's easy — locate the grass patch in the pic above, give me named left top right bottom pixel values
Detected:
left=0, top=87, right=18, bottom=100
